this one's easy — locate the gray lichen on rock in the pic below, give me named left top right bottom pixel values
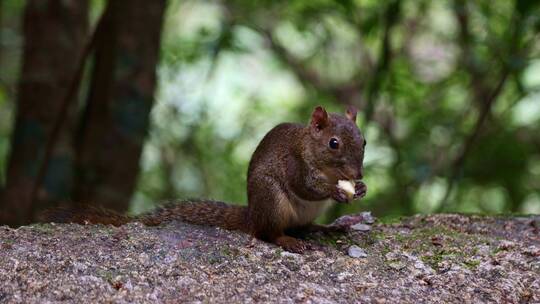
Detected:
left=0, top=214, right=539, bottom=303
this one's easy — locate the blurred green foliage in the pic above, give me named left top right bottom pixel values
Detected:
left=1, top=0, right=540, bottom=219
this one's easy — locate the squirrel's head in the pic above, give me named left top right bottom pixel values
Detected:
left=305, top=105, right=366, bottom=184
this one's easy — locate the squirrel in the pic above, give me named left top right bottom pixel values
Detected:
left=44, top=105, right=367, bottom=253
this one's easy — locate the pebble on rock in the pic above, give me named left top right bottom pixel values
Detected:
left=348, top=245, right=368, bottom=258
left=361, top=212, right=376, bottom=224
left=350, top=223, right=372, bottom=232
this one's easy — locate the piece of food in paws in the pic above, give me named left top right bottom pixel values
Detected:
left=337, top=180, right=356, bottom=200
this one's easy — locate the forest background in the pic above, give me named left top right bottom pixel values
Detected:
left=0, top=0, right=539, bottom=226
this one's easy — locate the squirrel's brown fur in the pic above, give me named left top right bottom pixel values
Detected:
left=44, top=200, right=248, bottom=232
left=44, top=106, right=366, bottom=253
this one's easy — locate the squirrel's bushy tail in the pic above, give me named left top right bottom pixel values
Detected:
left=42, top=200, right=249, bottom=233
left=139, top=200, right=248, bottom=232
left=41, top=205, right=132, bottom=226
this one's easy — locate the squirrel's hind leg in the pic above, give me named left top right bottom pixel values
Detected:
left=273, top=235, right=312, bottom=253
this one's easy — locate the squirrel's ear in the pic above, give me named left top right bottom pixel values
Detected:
left=345, top=105, right=357, bottom=122
left=310, top=106, right=329, bottom=131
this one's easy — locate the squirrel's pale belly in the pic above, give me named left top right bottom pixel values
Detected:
left=277, top=193, right=333, bottom=228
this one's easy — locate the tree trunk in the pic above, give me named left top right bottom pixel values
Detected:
left=0, top=0, right=88, bottom=226
left=72, top=0, right=166, bottom=212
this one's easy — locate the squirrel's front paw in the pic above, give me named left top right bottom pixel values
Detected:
left=332, top=187, right=352, bottom=204
left=354, top=181, right=367, bottom=199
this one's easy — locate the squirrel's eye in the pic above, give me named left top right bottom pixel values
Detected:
left=363, top=140, right=367, bottom=148
left=329, top=138, right=339, bottom=149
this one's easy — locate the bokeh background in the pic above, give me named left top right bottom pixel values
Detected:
left=0, top=0, right=539, bottom=226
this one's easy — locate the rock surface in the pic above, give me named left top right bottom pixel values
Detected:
left=0, top=214, right=539, bottom=303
